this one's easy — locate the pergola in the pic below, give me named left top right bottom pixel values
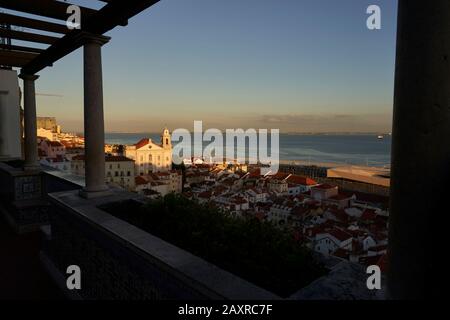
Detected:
left=0, top=0, right=448, bottom=300
left=0, top=0, right=160, bottom=197
left=0, top=0, right=160, bottom=73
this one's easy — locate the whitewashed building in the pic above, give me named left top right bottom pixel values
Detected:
left=125, top=128, right=172, bottom=175
left=314, top=229, right=353, bottom=256
left=71, top=155, right=135, bottom=191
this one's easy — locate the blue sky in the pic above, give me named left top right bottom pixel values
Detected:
left=17, top=0, right=398, bottom=132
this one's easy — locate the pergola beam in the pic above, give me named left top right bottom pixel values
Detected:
left=0, top=29, right=58, bottom=45
left=83, top=0, right=161, bottom=34
left=0, top=0, right=161, bottom=72
left=0, top=50, right=38, bottom=67
left=0, top=44, right=45, bottom=54
left=0, top=0, right=98, bottom=22
left=21, top=0, right=161, bottom=75
left=0, top=12, right=69, bottom=34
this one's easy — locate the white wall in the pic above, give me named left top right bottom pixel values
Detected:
left=0, top=69, right=22, bottom=159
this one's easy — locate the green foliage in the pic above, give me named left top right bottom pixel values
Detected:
left=106, top=194, right=326, bottom=297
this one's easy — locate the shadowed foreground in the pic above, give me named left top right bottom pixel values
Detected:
left=0, top=216, right=63, bottom=300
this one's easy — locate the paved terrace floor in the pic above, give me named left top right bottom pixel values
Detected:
left=0, top=214, right=63, bottom=300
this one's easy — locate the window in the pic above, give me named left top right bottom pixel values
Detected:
left=149, top=154, right=152, bottom=162
left=115, top=171, right=118, bottom=177
left=127, top=171, right=131, bottom=176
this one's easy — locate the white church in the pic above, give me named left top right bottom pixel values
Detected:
left=125, top=128, right=173, bottom=175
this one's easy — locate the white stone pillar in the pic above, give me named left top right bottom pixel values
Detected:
left=80, top=34, right=110, bottom=198
left=20, top=74, right=40, bottom=170
left=0, top=90, right=10, bottom=158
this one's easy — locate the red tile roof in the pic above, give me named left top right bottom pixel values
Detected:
left=232, top=197, right=248, bottom=204
left=359, top=253, right=388, bottom=272
left=156, top=172, right=170, bottom=177
left=198, top=191, right=212, bottom=198
left=328, top=228, right=353, bottom=242
left=135, top=138, right=150, bottom=149
left=333, top=248, right=350, bottom=259
left=361, top=209, right=377, bottom=221
left=249, top=168, right=261, bottom=178
left=306, top=225, right=326, bottom=237
left=286, top=175, right=317, bottom=186
left=135, top=176, right=148, bottom=186
left=72, top=155, right=134, bottom=162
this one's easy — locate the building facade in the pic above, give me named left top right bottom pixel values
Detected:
left=38, top=140, right=66, bottom=159
left=125, top=128, right=172, bottom=175
left=37, top=128, right=58, bottom=141
left=71, top=155, right=136, bottom=191
left=36, top=117, right=57, bottom=132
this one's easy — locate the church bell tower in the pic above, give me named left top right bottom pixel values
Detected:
left=162, top=127, right=171, bottom=149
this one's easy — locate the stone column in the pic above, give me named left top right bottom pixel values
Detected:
left=80, top=34, right=110, bottom=198
left=0, top=90, right=10, bottom=158
left=388, top=0, right=449, bottom=299
left=20, top=74, right=40, bottom=170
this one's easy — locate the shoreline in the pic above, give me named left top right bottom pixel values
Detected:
left=192, top=158, right=390, bottom=171
left=278, top=159, right=390, bottom=170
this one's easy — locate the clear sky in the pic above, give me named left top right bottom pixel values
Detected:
left=23, top=0, right=398, bottom=133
